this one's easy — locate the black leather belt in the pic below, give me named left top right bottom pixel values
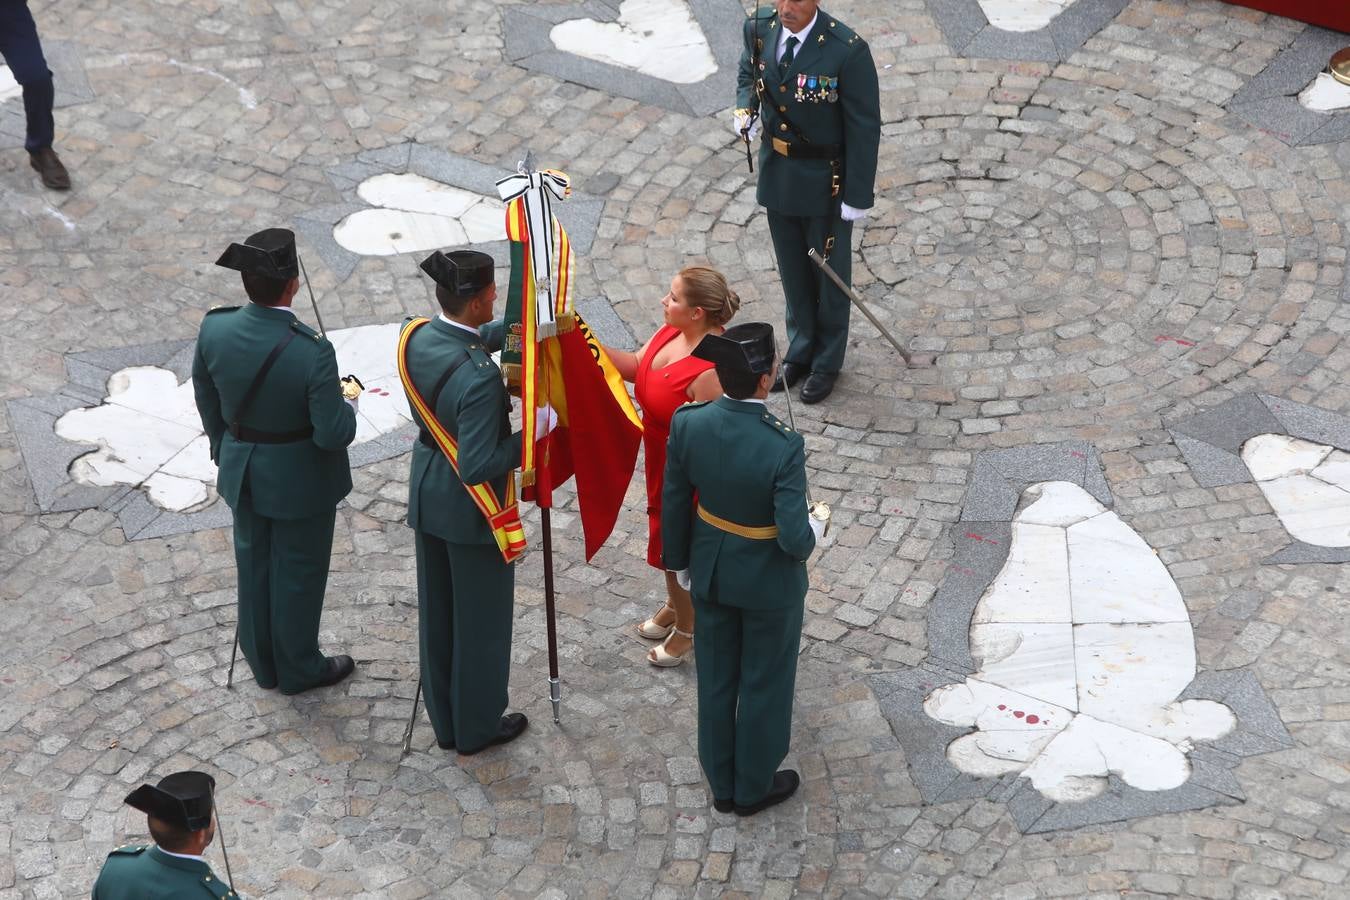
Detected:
left=765, top=135, right=841, bottom=159
left=229, top=423, right=314, bottom=444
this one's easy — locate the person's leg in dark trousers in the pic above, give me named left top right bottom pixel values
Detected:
left=447, top=542, right=515, bottom=752
left=692, top=593, right=741, bottom=801
left=270, top=508, right=335, bottom=693
left=0, top=2, right=55, bottom=152
left=415, top=529, right=458, bottom=747
left=731, top=601, right=805, bottom=807
left=767, top=210, right=818, bottom=369
left=231, top=492, right=278, bottom=689
left=803, top=214, right=853, bottom=375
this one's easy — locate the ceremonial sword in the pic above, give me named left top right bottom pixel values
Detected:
left=807, top=249, right=935, bottom=368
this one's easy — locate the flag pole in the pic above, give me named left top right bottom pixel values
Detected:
left=540, top=508, right=562, bottom=724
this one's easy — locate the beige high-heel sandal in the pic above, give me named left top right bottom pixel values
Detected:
left=637, top=605, right=676, bottom=640
left=648, top=628, right=693, bottom=667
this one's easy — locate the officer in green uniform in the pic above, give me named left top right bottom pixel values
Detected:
left=193, top=228, right=357, bottom=694
left=92, top=771, right=235, bottom=899
left=662, top=322, right=820, bottom=815
left=401, top=249, right=541, bottom=754
left=735, top=1, right=880, bottom=404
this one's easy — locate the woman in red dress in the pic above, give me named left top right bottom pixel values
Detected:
left=604, top=266, right=740, bottom=666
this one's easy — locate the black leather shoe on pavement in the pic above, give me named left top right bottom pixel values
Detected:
left=770, top=362, right=806, bottom=393
left=458, top=713, right=528, bottom=755
left=29, top=147, right=71, bottom=190
left=712, top=798, right=734, bottom=814
left=734, top=769, right=800, bottom=817
left=282, top=654, right=356, bottom=694
left=799, top=371, right=838, bottom=404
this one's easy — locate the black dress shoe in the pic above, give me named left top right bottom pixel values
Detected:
left=799, top=371, right=838, bottom=404
left=734, top=769, right=800, bottom=817
left=316, top=654, right=355, bottom=687
left=770, top=362, right=806, bottom=393
left=282, top=655, right=356, bottom=694
left=458, top=713, right=528, bottom=755
left=29, top=147, right=71, bottom=190
left=712, top=797, right=734, bottom=814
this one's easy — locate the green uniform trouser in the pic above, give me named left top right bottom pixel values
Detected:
left=415, top=531, right=515, bottom=751
left=231, top=493, right=334, bottom=693
left=692, top=591, right=804, bottom=806
left=767, top=210, right=854, bottom=375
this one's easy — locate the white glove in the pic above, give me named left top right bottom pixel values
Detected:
left=809, top=513, right=827, bottom=543
left=671, top=569, right=691, bottom=591
left=840, top=202, right=869, bottom=222
left=733, top=111, right=761, bottom=143
left=534, top=404, right=558, bottom=437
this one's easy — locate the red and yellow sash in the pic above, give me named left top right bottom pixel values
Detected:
left=397, top=318, right=527, bottom=563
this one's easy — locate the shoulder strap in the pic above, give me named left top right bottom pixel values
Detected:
left=428, top=351, right=472, bottom=415
left=231, top=330, right=297, bottom=431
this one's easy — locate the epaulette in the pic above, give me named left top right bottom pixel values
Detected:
left=466, top=343, right=494, bottom=371
left=108, top=844, right=148, bottom=856
left=761, top=409, right=794, bottom=434
left=673, top=400, right=710, bottom=417
left=198, top=868, right=236, bottom=899
left=823, top=15, right=862, bottom=46
left=204, top=305, right=239, bottom=315
left=290, top=319, right=324, bottom=342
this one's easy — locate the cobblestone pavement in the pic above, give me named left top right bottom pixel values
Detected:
left=3, top=1, right=1350, bottom=897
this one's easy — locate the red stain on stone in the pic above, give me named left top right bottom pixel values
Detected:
left=1026, top=715, right=1039, bottom=724
left=997, top=704, right=1006, bottom=710
left=1155, top=334, right=1196, bottom=348
left=1013, top=710, right=1025, bottom=718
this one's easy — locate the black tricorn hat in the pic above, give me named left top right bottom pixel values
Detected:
left=692, top=322, right=776, bottom=376
left=215, top=228, right=299, bottom=280
left=420, top=249, right=494, bottom=296
left=124, top=771, right=216, bottom=831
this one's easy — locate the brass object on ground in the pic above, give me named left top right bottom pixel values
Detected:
left=341, top=374, right=364, bottom=400
left=1332, top=48, right=1350, bottom=86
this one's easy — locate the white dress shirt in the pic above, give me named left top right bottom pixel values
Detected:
left=776, top=13, right=818, bottom=63
left=439, top=314, right=480, bottom=337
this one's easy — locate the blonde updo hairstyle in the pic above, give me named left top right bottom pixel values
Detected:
left=677, top=266, right=741, bottom=328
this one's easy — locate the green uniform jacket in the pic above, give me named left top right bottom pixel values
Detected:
left=92, top=845, right=234, bottom=899
left=737, top=6, right=881, bottom=217
left=192, top=304, right=356, bottom=520
left=403, top=318, right=520, bottom=545
left=661, top=397, right=814, bottom=610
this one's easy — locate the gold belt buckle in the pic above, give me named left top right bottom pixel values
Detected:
left=772, top=136, right=790, bottom=156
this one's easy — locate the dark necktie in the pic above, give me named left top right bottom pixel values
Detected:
left=781, top=35, right=799, bottom=73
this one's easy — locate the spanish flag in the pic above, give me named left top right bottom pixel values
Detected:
left=504, top=201, right=642, bottom=561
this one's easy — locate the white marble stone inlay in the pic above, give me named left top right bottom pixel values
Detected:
left=0, top=65, right=21, bottom=103
left=333, top=173, right=507, bottom=257
left=550, top=0, right=717, bottom=84
left=1242, top=433, right=1350, bottom=547
left=1299, top=72, right=1350, bottom=113
left=55, top=323, right=413, bottom=512
left=925, top=481, right=1236, bottom=802
left=977, top=0, right=1077, bottom=33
